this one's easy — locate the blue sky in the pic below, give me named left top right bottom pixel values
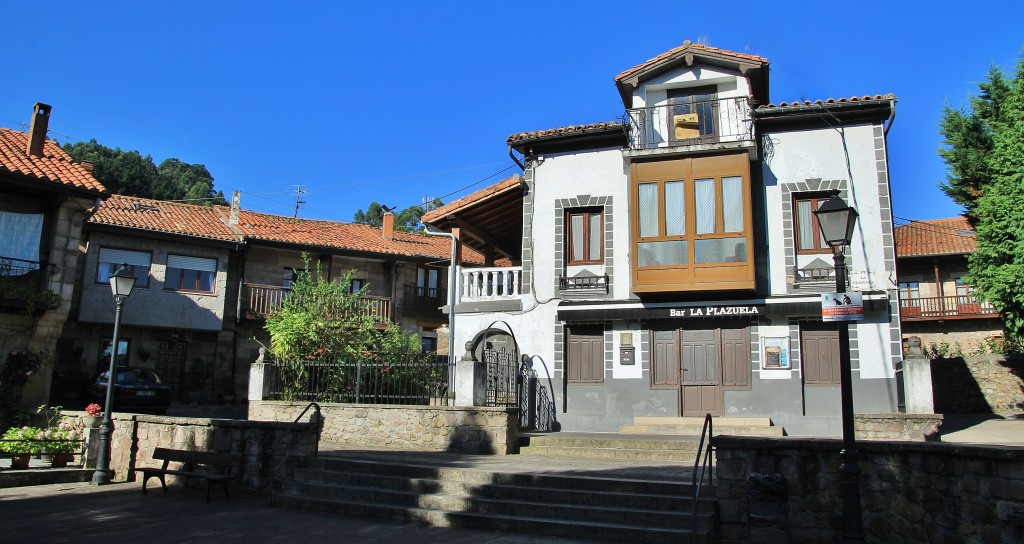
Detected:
left=2, top=1, right=1021, bottom=225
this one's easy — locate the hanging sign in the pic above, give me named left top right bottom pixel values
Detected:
left=821, top=291, right=865, bottom=322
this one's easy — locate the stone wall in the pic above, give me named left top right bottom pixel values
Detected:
left=70, top=411, right=317, bottom=492
left=248, top=401, right=517, bottom=455
left=931, top=355, right=1024, bottom=413
left=715, top=435, right=1024, bottom=543
left=854, top=413, right=943, bottom=441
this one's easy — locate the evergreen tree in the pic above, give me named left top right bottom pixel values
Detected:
left=956, top=54, right=1024, bottom=338
left=353, top=198, right=443, bottom=232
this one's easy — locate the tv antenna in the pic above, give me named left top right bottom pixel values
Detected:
left=292, top=184, right=306, bottom=218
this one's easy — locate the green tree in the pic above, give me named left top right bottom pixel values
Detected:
left=62, top=139, right=226, bottom=204
left=353, top=198, right=443, bottom=233
left=964, top=54, right=1024, bottom=339
left=263, top=257, right=419, bottom=399
left=938, top=66, right=1014, bottom=223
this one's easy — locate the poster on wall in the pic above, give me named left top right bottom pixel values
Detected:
left=762, top=337, right=790, bottom=370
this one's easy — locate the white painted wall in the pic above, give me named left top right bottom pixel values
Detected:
left=762, top=122, right=893, bottom=296
left=632, top=65, right=749, bottom=108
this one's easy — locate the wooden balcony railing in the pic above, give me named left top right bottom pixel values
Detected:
left=899, top=295, right=997, bottom=319
left=244, top=283, right=391, bottom=323
left=403, top=284, right=447, bottom=311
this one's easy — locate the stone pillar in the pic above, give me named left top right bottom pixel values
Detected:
left=455, top=343, right=487, bottom=407
left=248, top=348, right=268, bottom=419
left=435, top=324, right=450, bottom=356
left=902, top=336, right=935, bottom=414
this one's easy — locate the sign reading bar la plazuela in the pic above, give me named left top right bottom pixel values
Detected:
left=667, top=305, right=763, bottom=318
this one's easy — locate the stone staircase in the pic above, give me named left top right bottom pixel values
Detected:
left=620, top=416, right=785, bottom=437
left=274, top=452, right=717, bottom=544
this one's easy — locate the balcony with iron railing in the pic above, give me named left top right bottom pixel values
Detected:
left=0, top=256, right=61, bottom=314
left=899, top=295, right=998, bottom=320
left=625, top=96, right=755, bottom=152
left=243, top=283, right=391, bottom=324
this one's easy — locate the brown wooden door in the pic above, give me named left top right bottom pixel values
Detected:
left=681, top=328, right=722, bottom=416
left=802, top=326, right=841, bottom=385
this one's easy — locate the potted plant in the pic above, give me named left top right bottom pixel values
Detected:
left=1, top=426, right=43, bottom=469
left=83, top=403, right=102, bottom=428
left=41, top=420, right=82, bottom=468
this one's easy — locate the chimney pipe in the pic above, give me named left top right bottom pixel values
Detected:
left=27, top=103, right=52, bottom=157
left=229, top=190, right=241, bottom=226
left=382, top=212, right=395, bottom=240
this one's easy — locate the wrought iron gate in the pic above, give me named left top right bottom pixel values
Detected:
left=483, top=347, right=518, bottom=408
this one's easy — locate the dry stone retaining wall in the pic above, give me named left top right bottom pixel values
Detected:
left=930, top=354, right=1024, bottom=413
left=248, top=401, right=517, bottom=455
left=69, top=411, right=317, bottom=492
left=715, top=435, right=1024, bottom=543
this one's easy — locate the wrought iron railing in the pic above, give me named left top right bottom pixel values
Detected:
left=483, top=347, right=519, bottom=407
left=692, top=414, right=714, bottom=537
left=243, top=283, right=391, bottom=322
left=460, top=266, right=522, bottom=303
left=899, top=295, right=997, bottom=318
left=0, top=256, right=60, bottom=306
left=403, top=284, right=447, bottom=310
left=625, top=96, right=754, bottom=151
left=264, top=355, right=453, bottom=406
left=558, top=274, right=609, bottom=293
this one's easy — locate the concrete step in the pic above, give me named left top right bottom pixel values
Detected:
left=623, top=416, right=786, bottom=437
left=291, top=468, right=714, bottom=513
left=276, top=491, right=715, bottom=544
left=517, top=432, right=704, bottom=462
left=276, top=453, right=718, bottom=544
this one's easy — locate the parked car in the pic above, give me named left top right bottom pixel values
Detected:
left=86, top=367, right=173, bottom=415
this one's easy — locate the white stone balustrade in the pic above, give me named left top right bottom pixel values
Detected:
left=459, top=267, right=522, bottom=303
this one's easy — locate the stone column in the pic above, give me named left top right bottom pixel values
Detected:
left=902, top=337, right=935, bottom=414
left=248, top=348, right=268, bottom=419
left=455, top=343, right=487, bottom=407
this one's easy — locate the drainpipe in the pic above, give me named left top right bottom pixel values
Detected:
left=884, top=98, right=897, bottom=138
left=508, top=144, right=525, bottom=171
left=424, top=228, right=457, bottom=360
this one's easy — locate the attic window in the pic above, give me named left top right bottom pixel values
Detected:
left=956, top=229, right=975, bottom=237
left=132, top=203, right=160, bottom=212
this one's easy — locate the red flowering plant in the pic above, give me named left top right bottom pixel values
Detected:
left=85, top=403, right=102, bottom=417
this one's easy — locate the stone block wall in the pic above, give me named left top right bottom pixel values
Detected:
left=69, top=411, right=317, bottom=492
left=249, top=401, right=517, bottom=455
left=931, top=355, right=1024, bottom=413
left=854, top=413, right=943, bottom=441
left=715, top=436, right=1024, bottom=543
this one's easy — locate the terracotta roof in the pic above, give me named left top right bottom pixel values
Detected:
left=90, top=195, right=237, bottom=242
left=421, top=175, right=522, bottom=224
left=757, top=94, right=897, bottom=110
left=0, top=127, right=106, bottom=194
left=615, top=41, right=768, bottom=83
left=895, top=217, right=976, bottom=258
left=506, top=121, right=624, bottom=146
left=89, top=195, right=490, bottom=264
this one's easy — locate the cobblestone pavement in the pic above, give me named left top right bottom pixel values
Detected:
left=0, top=481, right=608, bottom=544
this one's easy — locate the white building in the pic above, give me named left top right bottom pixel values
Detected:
left=424, top=42, right=901, bottom=436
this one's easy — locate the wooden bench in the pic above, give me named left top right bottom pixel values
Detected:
left=136, top=447, right=242, bottom=502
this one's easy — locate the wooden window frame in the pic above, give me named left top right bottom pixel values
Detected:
left=566, top=208, right=604, bottom=265
left=793, top=193, right=833, bottom=255
left=164, top=255, right=216, bottom=294
left=630, top=154, right=754, bottom=293
left=566, top=325, right=604, bottom=384
left=898, top=281, right=920, bottom=301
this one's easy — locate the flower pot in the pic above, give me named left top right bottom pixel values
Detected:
left=10, top=454, right=30, bottom=470
left=50, top=453, right=70, bottom=468
left=83, top=416, right=101, bottom=428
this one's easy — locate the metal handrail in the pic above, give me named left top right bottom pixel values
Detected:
left=266, top=402, right=322, bottom=505
left=692, top=413, right=714, bottom=536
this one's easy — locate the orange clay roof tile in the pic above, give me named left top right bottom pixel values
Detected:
left=421, top=175, right=522, bottom=223
left=758, top=94, right=897, bottom=109
left=0, top=127, right=106, bottom=194
left=895, top=217, right=976, bottom=258
left=615, top=42, right=768, bottom=83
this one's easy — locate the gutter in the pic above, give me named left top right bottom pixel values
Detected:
left=508, top=145, right=525, bottom=171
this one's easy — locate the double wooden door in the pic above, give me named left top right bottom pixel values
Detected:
left=652, top=325, right=749, bottom=417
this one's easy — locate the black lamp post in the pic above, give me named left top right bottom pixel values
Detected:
left=814, top=195, right=864, bottom=542
left=91, top=263, right=136, bottom=485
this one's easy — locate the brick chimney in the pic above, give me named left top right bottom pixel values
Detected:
left=382, top=212, right=394, bottom=240
left=26, top=103, right=52, bottom=157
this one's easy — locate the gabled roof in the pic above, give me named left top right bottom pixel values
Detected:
left=89, top=194, right=237, bottom=242
left=614, top=41, right=770, bottom=108
left=0, top=127, right=106, bottom=195
left=895, top=217, right=976, bottom=258
left=422, top=175, right=522, bottom=224
left=88, top=194, right=489, bottom=264
left=421, top=175, right=524, bottom=260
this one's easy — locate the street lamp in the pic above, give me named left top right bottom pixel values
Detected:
left=92, top=263, right=136, bottom=485
left=814, top=195, right=864, bottom=542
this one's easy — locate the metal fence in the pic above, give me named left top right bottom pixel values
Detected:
left=265, top=355, right=453, bottom=406
left=483, top=347, right=519, bottom=407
